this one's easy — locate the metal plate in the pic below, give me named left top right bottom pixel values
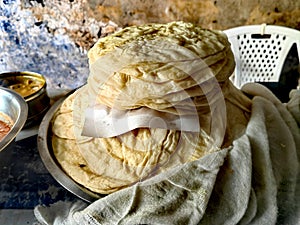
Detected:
left=0, top=87, right=28, bottom=151
left=37, top=93, right=104, bottom=203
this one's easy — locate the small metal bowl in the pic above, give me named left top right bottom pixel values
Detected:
left=0, top=71, right=50, bottom=127
left=0, top=87, right=28, bottom=151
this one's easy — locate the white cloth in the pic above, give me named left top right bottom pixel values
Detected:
left=34, top=84, right=300, bottom=225
left=82, top=105, right=201, bottom=137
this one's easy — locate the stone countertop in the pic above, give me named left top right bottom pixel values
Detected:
left=0, top=88, right=89, bottom=224
left=0, top=88, right=86, bottom=210
left=0, top=135, right=78, bottom=210
left=0, top=134, right=80, bottom=224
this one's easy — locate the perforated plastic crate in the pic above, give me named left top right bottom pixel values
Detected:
left=224, top=24, right=300, bottom=88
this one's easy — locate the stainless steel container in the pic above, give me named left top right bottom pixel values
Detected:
left=0, top=71, right=50, bottom=127
left=0, top=87, right=28, bottom=151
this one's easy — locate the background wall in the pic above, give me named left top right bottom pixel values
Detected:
left=1, top=0, right=297, bottom=91
left=23, top=0, right=300, bottom=50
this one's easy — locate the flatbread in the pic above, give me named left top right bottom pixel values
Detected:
left=52, top=88, right=218, bottom=194
left=51, top=21, right=233, bottom=194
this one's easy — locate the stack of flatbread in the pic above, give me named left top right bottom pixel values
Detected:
left=51, top=21, right=240, bottom=194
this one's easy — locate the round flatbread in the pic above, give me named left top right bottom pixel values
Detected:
left=51, top=21, right=232, bottom=194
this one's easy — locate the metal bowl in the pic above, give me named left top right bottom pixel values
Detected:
left=38, top=93, right=102, bottom=203
left=0, top=71, right=50, bottom=127
left=0, top=87, right=28, bottom=151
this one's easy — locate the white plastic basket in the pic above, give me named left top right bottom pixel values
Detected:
left=224, top=24, right=300, bottom=88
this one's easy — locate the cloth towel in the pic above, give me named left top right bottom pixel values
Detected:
left=34, top=83, right=300, bottom=225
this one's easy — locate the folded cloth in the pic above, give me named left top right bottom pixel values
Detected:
left=34, top=83, right=300, bottom=225
left=287, top=89, right=300, bottom=126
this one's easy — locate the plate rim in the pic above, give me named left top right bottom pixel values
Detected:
left=37, top=92, right=103, bottom=203
left=0, top=87, right=28, bottom=151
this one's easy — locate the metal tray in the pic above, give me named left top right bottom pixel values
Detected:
left=37, top=93, right=105, bottom=203
left=0, top=87, right=28, bottom=151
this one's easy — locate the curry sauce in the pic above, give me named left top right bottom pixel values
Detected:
left=0, top=72, right=45, bottom=98
left=0, top=120, right=11, bottom=141
left=8, top=76, right=44, bottom=98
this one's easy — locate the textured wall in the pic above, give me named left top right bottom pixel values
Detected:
left=23, top=0, right=300, bottom=50
left=86, top=0, right=300, bottom=29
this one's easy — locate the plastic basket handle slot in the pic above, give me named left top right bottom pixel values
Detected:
left=251, top=34, right=271, bottom=39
